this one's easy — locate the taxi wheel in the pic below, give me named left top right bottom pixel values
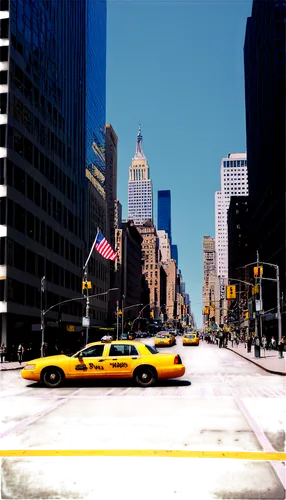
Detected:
left=42, top=367, right=64, bottom=388
left=134, top=366, right=157, bottom=387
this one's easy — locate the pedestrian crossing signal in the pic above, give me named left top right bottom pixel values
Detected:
left=226, top=285, right=236, bottom=299
left=82, top=281, right=92, bottom=290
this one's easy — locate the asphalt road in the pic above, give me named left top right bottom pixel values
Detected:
left=0, top=338, right=285, bottom=500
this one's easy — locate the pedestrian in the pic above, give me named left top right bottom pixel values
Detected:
left=254, top=336, right=260, bottom=358
left=270, top=336, right=276, bottom=350
left=17, top=343, right=24, bottom=364
left=247, top=335, right=252, bottom=353
left=0, top=343, right=6, bottom=363
left=278, top=337, right=285, bottom=359
left=261, top=335, right=267, bottom=357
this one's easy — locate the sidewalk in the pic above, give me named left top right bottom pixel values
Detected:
left=0, top=361, right=24, bottom=371
left=226, top=342, right=286, bottom=376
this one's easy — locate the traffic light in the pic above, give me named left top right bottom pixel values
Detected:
left=252, top=284, right=260, bottom=295
left=253, top=266, right=263, bottom=277
left=243, top=310, right=249, bottom=319
left=150, top=311, right=154, bottom=318
left=226, top=285, right=236, bottom=299
left=203, top=306, right=210, bottom=315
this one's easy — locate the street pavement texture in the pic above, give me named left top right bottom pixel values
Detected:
left=0, top=339, right=285, bottom=500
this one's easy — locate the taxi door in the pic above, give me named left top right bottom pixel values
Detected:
left=69, top=344, right=107, bottom=378
left=104, top=343, right=140, bottom=378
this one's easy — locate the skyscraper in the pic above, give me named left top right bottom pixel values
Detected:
left=215, top=153, right=248, bottom=279
left=0, top=0, right=107, bottom=346
left=244, top=0, right=285, bottom=334
left=158, top=190, right=171, bottom=243
left=128, top=125, right=153, bottom=226
left=171, top=244, right=178, bottom=266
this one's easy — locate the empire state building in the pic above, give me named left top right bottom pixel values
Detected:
left=128, top=125, right=153, bottom=226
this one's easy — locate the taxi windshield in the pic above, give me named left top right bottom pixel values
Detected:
left=157, top=333, right=170, bottom=338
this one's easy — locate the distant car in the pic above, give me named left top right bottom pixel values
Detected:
left=154, top=331, right=176, bottom=347
left=136, top=332, right=148, bottom=338
left=183, top=333, right=200, bottom=346
left=21, top=340, right=185, bottom=388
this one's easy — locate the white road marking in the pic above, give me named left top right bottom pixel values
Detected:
left=259, top=387, right=279, bottom=399
left=230, top=387, right=286, bottom=490
left=209, top=387, right=220, bottom=398
left=246, top=387, right=262, bottom=399
left=273, top=387, right=286, bottom=398
left=0, top=389, right=82, bottom=440
left=0, top=389, right=33, bottom=399
left=115, top=387, right=130, bottom=398
left=139, top=387, right=152, bottom=398
left=218, top=373, right=227, bottom=385
left=174, top=387, right=185, bottom=398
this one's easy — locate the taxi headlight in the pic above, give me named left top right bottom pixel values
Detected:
left=23, top=364, right=36, bottom=370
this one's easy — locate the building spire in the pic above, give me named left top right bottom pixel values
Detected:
left=135, top=123, right=145, bottom=158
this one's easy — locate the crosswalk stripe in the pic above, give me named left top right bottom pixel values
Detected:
left=115, top=387, right=130, bottom=398
left=210, top=387, right=220, bottom=397
left=199, top=387, right=207, bottom=398
left=246, top=387, right=262, bottom=399
left=140, top=387, right=152, bottom=398
left=259, top=387, right=278, bottom=399
left=174, top=387, right=185, bottom=397
left=273, top=387, right=286, bottom=398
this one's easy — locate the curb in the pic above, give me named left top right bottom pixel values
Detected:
left=0, top=365, right=22, bottom=371
left=226, top=347, right=286, bottom=376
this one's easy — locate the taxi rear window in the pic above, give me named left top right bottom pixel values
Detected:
left=157, top=333, right=169, bottom=338
left=186, top=334, right=195, bottom=339
left=145, top=345, right=159, bottom=354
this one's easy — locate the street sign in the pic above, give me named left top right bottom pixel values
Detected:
left=82, top=316, right=90, bottom=327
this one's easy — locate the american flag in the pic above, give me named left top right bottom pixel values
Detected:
left=94, top=231, right=118, bottom=261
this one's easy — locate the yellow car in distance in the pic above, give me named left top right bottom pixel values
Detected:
left=183, top=332, right=200, bottom=346
left=154, top=332, right=176, bottom=347
left=21, top=340, right=185, bottom=388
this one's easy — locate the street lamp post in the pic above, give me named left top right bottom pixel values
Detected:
left=131, top=301, right=156, bottom=331
left=41, top=287, right=119, bottom=352
left=40, top=276, right=45, bottom=357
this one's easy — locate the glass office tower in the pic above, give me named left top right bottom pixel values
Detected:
left=0, top=0, right=107, bottom=349
left=157, top=190, right=171, bottom=243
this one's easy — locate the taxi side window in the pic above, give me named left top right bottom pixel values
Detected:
left=109, top=345, right=139, bottom=356
left=81, top=345, right=105, bottom=357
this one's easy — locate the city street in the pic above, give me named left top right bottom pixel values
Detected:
left=0, top=339, right=285, bottom=499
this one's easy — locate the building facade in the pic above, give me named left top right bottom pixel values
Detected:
left=202, top=236, right=219, bottom=326
left=171, top=244, right=178, bottom=266
left=215, top=153, right=248, bottom=279
left=128, top=125, right=153, bottom=226
left=84, top=0, right=109, bottom=328
left=157, top=190, right=171, bottom=243
left=105, top=124, right=118, bottom=247
left=114, top=199, right=122, bottom=230
left=137, top=222, right=161, bottom=318
left=0, top=0, right=108, bottom=347
left=115, top=221, right=142, bottom=316
left=162, top=259, right=177, bottom=321
left=157, top=230, right=171, bottom=263
left=244, top=0, right=285, bottom=336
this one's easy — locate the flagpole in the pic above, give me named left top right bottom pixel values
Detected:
left=83, top=229, right=99, bottom=345
left=83, top=230, right=99, bottom=271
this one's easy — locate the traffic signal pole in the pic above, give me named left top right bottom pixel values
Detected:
left=84, top=269, right=89, bottom=345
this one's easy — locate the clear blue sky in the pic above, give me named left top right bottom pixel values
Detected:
left=106, top=0, right=252, bottom=326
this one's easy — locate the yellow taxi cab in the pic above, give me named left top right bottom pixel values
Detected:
left=21, top=340, right=185, bottom=388
left=154, top=331, right=176, bottom=347
left=182, top=332, right=200, bottom=346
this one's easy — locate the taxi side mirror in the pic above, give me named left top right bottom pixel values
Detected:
left=78, top=352, right=84, bottom=359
